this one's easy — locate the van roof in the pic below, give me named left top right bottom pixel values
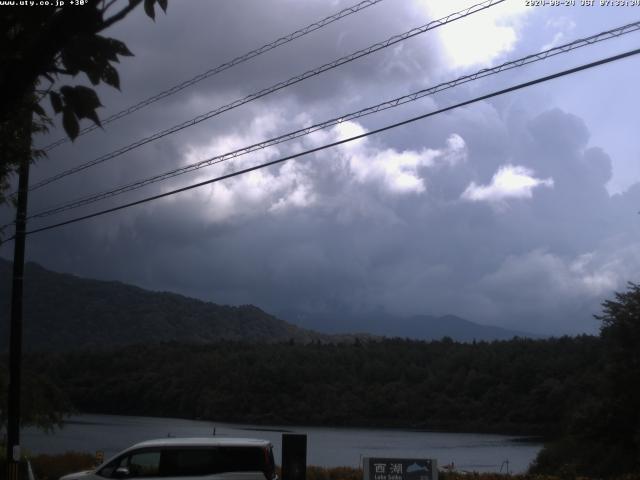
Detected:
left=129, top=437, right=272, bottom=450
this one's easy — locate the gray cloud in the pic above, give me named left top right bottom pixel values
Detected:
left=2, top=0, right=640, bottom=337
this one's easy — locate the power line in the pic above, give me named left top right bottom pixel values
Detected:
left=26, top=0, right=505, bottom=193
left=27, top=20, right=640, bottom=220
left=40, top=0, right=386, bottom=152
left=11, top=46, right=639, bottom=242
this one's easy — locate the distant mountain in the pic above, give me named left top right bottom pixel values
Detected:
left=400, top=314, right=541, bottom=341
left=279, top=309, right=541, bottom=342
left=0, top=259, right=323, bottom=352
left=0, top=259, right=539, bottom=352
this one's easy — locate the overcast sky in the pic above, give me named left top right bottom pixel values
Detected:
left=2, top=0, right=640, bottom=335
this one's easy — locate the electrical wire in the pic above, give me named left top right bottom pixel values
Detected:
left=27, top=19, right=640, bottom=220
left=7, top=46, right=637, bottom=243
left=26, top=0, right=505, bottom=193
left=40, top=0, right=387, bottom=152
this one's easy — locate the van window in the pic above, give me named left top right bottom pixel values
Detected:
left=161, top=449, right=217, bottom=476
left=97, top=450, right=161, bottom=478
left=128, top=451, right=161, bottom=477
left=216, top=447, right=269, bottom=474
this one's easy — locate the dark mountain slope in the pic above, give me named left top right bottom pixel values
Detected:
left=0, top=259, right=320, bottom=351
left=1, top=258, right=539, bottom=351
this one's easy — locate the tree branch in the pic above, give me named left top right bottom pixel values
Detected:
left=102, top=0, right=119, bottom=13
left=100, top=0, right=143, bottom=31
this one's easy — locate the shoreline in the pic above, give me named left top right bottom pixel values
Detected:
left=65, top=411, right=547, bottom=441
left=24, top=413, right=543, bottom=473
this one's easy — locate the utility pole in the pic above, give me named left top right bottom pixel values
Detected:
left=5, top=110, right=31, bottom=480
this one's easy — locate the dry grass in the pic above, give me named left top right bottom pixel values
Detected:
left=306, top=466, right=363, bottom=480
left=29, top=452, right=96, bottom=480
left=11, top=455, right=640, bottom=480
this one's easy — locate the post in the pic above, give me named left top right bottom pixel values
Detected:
left=281, top=434, right=307, bottom=480
left=6, top=114, right=31, bottom=480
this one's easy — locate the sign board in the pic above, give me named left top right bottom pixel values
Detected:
left=363, top=457, right=437, bottom=480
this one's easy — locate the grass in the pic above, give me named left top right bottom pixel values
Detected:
left=5, top=453, right=640, bottom=480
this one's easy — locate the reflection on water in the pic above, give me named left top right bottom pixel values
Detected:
left=23, top=414, right=542, bottom=473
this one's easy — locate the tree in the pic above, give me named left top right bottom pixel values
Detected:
left=0, top=0, right=168, bottom=206
left=1, top=2, right=168, bottom=475
left=531, top=282, right=640, bottom=477
left=595, top=282, right=640, bottom=469
left=0, top=362, right=70, bottom=435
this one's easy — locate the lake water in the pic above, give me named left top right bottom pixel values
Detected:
left=22, top=414, right=542, bottom=474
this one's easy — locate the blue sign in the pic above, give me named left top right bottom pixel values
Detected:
left=364, top=458, right=437, bottom=480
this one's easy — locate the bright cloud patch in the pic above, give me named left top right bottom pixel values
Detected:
left=335, top=123, right=467, bottom=194
left=461, top=165, right=553, bottom=203
left=197, top=162, right=316, bottom=223
left=416, top=0, right=530, bottom=68
left=348, top=148, right=439, bottom=194
left=177, top=111, right=318, bottom=222
left=179, top=116, right=467, bottom=221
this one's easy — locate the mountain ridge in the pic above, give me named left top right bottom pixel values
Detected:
left=0, top=258, right=540, bottom=351
left=278, top=309, right=541, bottom=341
left=0, top=258, right=323, bottom=351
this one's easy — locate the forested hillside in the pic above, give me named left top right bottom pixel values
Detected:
left=25, top=336, right=601, bottom=436
left=0, top=259, right=540, bottom=350
left=2, top=257, right=637, bottom=476
left=0, top=259, right=321, bottom=350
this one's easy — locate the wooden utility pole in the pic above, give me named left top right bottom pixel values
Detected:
left=5, top=110, right=31, bottom=480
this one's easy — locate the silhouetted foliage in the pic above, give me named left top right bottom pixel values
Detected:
left=531, top=283, right=640, bottom=477
left=0, top=0, right=169, bottom=444
left=0, top=361, right=71, bottom=434
left=0, top=0, right=167, bottom=206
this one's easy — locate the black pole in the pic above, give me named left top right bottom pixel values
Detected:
left=6, top=121, right=31, bottom=480
left=281, top=434, right=307, bottom=480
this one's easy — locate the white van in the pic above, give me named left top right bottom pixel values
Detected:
left=60, top=438, right=277, bottom=480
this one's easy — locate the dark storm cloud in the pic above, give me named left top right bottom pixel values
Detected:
left=2, top=1, right=640, bottom=336
left=14, top=102, right=639, bottom=335
left=18, top=0, right=443, bottom=215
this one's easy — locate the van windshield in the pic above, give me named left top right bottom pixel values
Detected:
left=161, top=446, right=272, bottom=477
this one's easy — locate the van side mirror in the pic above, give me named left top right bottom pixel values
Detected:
left=25, top=460, right=37, bottom=480
left=113, top=467, right=130, bottom=479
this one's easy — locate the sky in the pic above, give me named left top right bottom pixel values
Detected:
left=2, top=0, right=640, bottom=336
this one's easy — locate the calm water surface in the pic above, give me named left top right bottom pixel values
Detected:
left=23, top=414, right=542, bottom=473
